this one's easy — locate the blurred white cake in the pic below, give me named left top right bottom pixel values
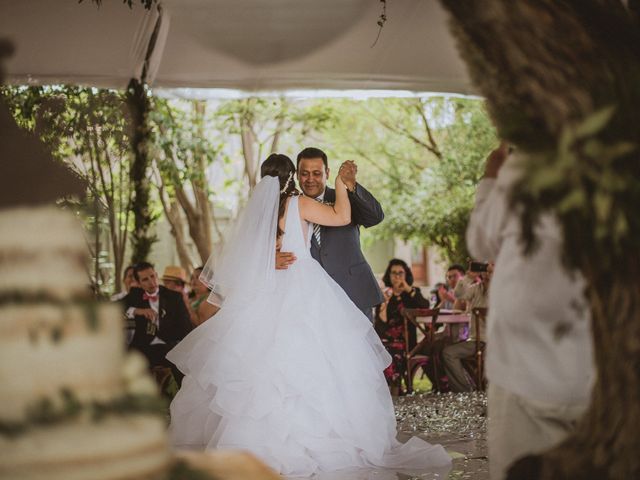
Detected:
left=0, top=206, right=171, bottom=480
left=0, top=207, right=89, bottom=300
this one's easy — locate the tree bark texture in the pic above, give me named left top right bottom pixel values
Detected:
left=240, top=116, right=259, bottom=189
left=439, top=1, right=640, bottom=152
left=167, top=201, right=194, bottom=271
left=155, top=171, right=194, bottom=271
left=438, top=1, right=640, bottom=478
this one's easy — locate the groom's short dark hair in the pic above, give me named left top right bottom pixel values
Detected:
left=297, top=147, right=328, bottom=168
left=133, top=261, right=155, bottom=281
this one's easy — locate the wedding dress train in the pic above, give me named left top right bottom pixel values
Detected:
left=167, top=195, right=451, bottom=476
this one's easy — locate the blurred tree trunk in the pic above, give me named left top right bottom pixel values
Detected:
left=438, top=1, right=640, bottom=479
left=168, top=201, right=194, bottom=270
left=155, top=167, right=194, bottom=271
left=87, top=126, right=131, bottom=293
left=240, top=113, right=260, bottom=189
left=152, top=102, right=214, bottom=265
left=190, top=101, right=214, bottom=260
left=237, top=97, right=291, bottom=190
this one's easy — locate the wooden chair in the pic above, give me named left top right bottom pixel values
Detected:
left=461, top=307, right=487, bottom=391
left=402, top=308, right=440, bottom=394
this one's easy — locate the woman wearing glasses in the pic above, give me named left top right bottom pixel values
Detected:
left=375, top=258, right=430, bottom=395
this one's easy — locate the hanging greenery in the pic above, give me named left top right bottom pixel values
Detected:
left=126, top=78, right=158, bottom=264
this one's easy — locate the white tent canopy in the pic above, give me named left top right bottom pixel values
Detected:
left=0, top=0, right=473, bottom=95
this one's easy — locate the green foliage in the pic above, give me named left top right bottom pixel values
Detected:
left=1, top=86, right=495, bottom=277
left=511, top=105, right=639, bottom=272
left=150, top=98, right=223, bottom=192
left=321, top=96, right=496, bottom=264
left=1, top=85, right=138, bottom=293
left=213, top=96, right=337, bottom=163
left=127, top=79, right=158, bottom=264
left=439, top=0, right=640, bottom=281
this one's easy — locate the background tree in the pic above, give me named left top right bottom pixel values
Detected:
left=322, top=96, right=496, bottom=264
left=2, top=86, right=496, bottom=291
left=150, top=98, right=225, bottom=269
left=439, top=1, right=640, bottom=478
left=1, top=86, right=135, bottom=294
left=215, top=97, right=336, bottom=190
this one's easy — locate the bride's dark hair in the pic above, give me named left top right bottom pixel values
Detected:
left=260, top=153, right=299, bottom=237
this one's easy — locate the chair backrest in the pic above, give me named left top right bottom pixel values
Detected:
left=471, top=307, right=488, bottom=349
left=470, top=307, right=488, bottom=390
left=402, top=308, right=439, bottom=356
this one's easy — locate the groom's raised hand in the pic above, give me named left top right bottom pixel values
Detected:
left=276, top=251, right=297, bottom=270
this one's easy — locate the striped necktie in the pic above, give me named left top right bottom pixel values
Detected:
left=313, top=197, right=324, bottom=247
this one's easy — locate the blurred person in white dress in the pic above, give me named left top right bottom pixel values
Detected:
left=466, top=143, right=594, bottom=480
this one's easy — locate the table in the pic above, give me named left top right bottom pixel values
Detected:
left=402, top=308, right=472, bottom=393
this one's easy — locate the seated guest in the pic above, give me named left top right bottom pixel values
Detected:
left=110, top=264, right=139, bottom=302
left=161, top=265, right=188, bottom=293
left=442, top=263, right=492, bottom=392
left=430, top=282, right=446, bottom=308
left=437, top=263, right=469, bottom=343
left=124, top=262, right=193, bottom=371
left=375, top=259, right=430, bottom=395
left=437, top=264, right=466, bottom=310
left=185, top=266, right=220, bottom=327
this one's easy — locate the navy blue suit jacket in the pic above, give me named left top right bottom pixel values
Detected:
left=310, top=184, right=385, bottom=311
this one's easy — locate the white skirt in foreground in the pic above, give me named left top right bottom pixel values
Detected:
left=167, top=258, right=451, bottom=476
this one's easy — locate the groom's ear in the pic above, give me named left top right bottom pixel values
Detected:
left=325, top=167, right=330, bottom=178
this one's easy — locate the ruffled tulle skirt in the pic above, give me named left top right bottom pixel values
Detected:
left=167, top=258, right=451, bottom=476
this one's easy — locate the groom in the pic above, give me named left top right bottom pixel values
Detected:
left=277, top=147, right=384, bottom=322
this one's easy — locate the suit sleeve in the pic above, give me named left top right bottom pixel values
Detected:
left=174, top=295, right=193, bottom=339
left=466, top=156, right=523, bottom=261
left=348, top=183, right=384, bottom=228
left=119, top=289, right=140, bottom=346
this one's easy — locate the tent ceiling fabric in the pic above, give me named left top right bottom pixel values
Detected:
left=0, top=0, right=473, bottom=94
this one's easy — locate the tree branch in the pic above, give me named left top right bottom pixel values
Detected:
left=414, top=99, right=442, bottom=159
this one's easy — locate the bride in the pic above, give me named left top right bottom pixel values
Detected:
left=167, top=153, right=451, bottom=476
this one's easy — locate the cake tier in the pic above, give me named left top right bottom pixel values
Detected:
left=0, top=303, right=126, bottom=422
left=0, top=415, right=170, bottom=480
left=0, top=206, right=88, bottom=299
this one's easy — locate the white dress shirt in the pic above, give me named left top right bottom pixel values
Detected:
left=466, top=153, right=594, bottom=405
left=453, top=275, right=488, bottom=342
left=126, top=289, right=165, bottom=345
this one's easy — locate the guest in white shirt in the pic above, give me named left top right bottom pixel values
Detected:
left=437, top=264, right=466, bottom=310
left=442, top=264, right=491, bottom=392
left=466, top=142, right=595, bottom=480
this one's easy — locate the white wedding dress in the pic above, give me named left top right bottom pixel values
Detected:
left=167, top=194, right=451, bottom=477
